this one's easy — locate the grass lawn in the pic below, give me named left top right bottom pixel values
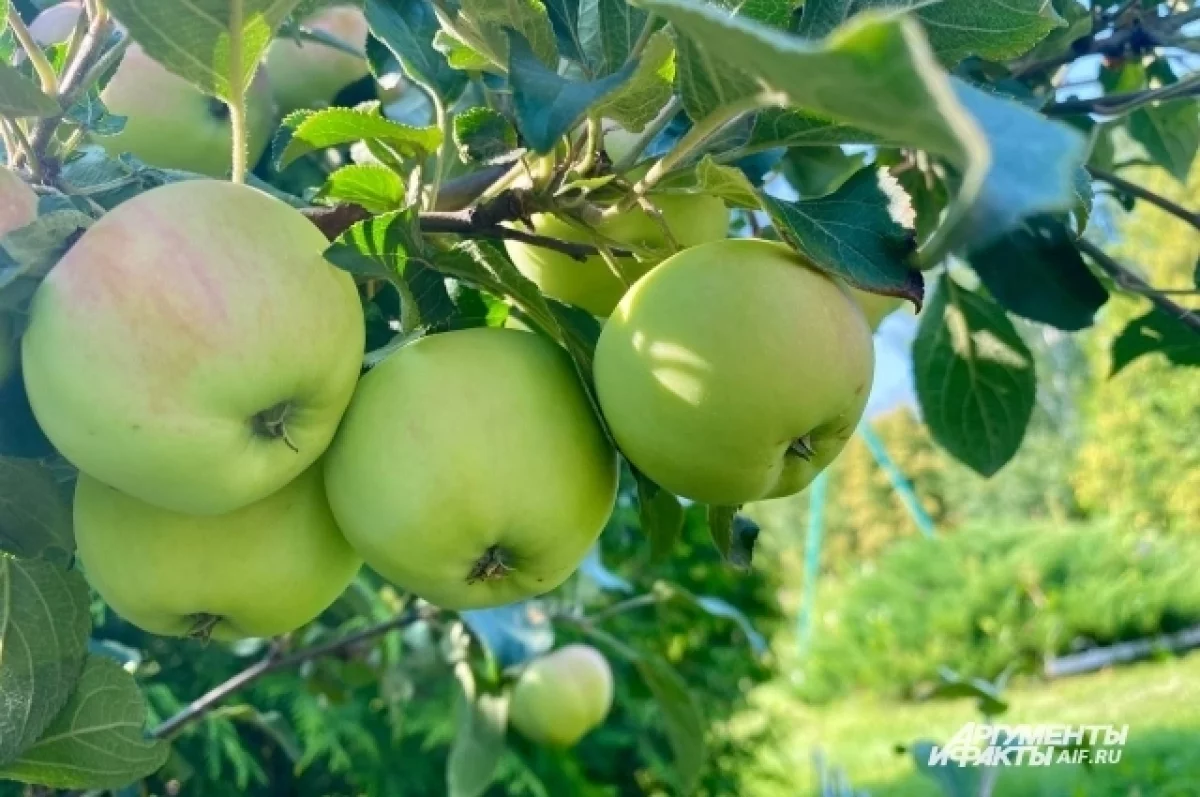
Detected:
left=737, top=653, right=1200, bottom=796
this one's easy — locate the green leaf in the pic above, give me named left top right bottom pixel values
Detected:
left=674, top=30, right=758, bottom=123
left=634, top=655, right=705, bottom=793
left=0, top=209, right=94, bottom=314
left=1128, top=101, right=1200, bottom=184
left=507, top=29, right=637, bottom=154
left=641, top=0, right=1087, bottom=260
left=0, top=458, right=74, bottom=566
left=595, top=28, right=675, bottom=132
left=432, top=28, right=493, bottom=72
left=968, top=217, right=1107, bottom=331
left=365, top=0, right=467, bottom=100
left=764, top=168, right=922, bottom=303
left=0, top=556, right=90, bottom=766
left=796, top=0, right=1064, bottom=65
left=432, top=242, right=603, bottom=404
left=106, top=0, right=299, bottom=102
left=671, top=1, right=779, bottom=122
left=654, top=153, right=760, bottom=208
left=706, top=505, right=758, bottom=567
left=1110, top=309, right=1200, bottom=376
left=318, top=164, right=406, bottom=213
left=634, top=471, right=683, bottom=562
left=578, top=0, right=651, bottom=77
left=929, top=669, right=1009, bottom=716
left=688, top=593, right=768, bottom=656
left=0, top=655, right=169, bottom=789
left=445, top=0, right=559, bottom=71
left=446, top=670, right=508, bottom=797
left=779, top=145, right=868, bottom=198
left=0, top=61, right=59, bottom=117
left=453, top=107, right=521, bottom=164
left=273, top=105, right=442, bottom=169
left=1014, top=0, right=1092, bottom=69
left=324, top=209, right=456, bottom=334
left=912, top=275, right=1036, bottom=476
left=747, top=107, right=886, bottom=150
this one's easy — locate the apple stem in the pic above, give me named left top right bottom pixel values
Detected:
left=467, top=545, right=513, bottom=583
left=227, top=0, right=248, bottom=184
left=188, top=613, right=221, bottom=642
left=250, top=401, right=299, bottom=452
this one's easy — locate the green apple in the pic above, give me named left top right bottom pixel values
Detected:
left=75, top=465, right=361, bottom=641
left=504, top=193, right=728, bottom=317
left=22, top=179, right=364, bottom=515
left=509, top=644, right=614, bottom=747
left=324, top=327, right=618, bottom=610
left=594, top=238, right=875, bottom=505
left=267, top=4, right=370, bottom=114
left=0, top=166, right=38, bottom=385
left=98, top=43, right=275, bottom=177
left=851, top=288, right=904, bottom=332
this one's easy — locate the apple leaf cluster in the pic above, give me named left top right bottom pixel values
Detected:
left=0, top=0, right=1196, bottom=794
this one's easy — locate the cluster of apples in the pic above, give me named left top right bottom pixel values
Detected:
left=29, top=2, right=374, bottom=177
left=6, top=170, right=622, bottom=639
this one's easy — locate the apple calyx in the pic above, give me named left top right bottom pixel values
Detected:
left=188, top=612, right=222, bottom=642
left=467, top=544, right=513, bottom=584
left=788, top=434, right=816, bottom=461
left=250, top=400, right=300, bottom=452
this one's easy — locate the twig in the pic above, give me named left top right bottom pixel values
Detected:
left=9, top=11, right=59, bottom=95
left=28, top=8, right=118, bottom=165
left=303, top=189, right=635, bottom=259
left=150, top=606, right=426, bottom=740
left=1046, top=73, right=1200, bottom=116
left=1012, top=7, right=1200, bottom=78
left=586, top=593, right=665, bottom=624
left=1077, top=237, right=1200, bottom=334
left=1088, top=166, right=1200, bottom=231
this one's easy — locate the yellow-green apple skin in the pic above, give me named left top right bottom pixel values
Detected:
left=267, top=4, right=370, bottom=114
left=22, top=180, right=365, bottom=515
left=97, top=43, right=274, bottom=177
left=851, top=288, right=904, bottom=331
left=594, top=238, right=875, bottom=505
left=509, top=644, right=614, bottom=747
left=504, top=193, right=728, bottom=316
left=74, top=466, right=361, bottom=641
left=0, top=166, right=38, bottom=385
left=324, top=327, right=618, bottom=610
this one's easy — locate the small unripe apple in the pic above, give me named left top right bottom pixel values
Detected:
left=851, top=288, right=904, bottom=331
left=23, top=180, right=364, bottom=515
left=324, top=327, right=618, bottom=610
left=0, top=166, right=38, bottom=385
left=267, top=4, right=370, bottom=113
left=504, top=193, right=728, bottom=317
left=594, top=238, right=875, bottom=505
left=74, top=466, right=361, bottom=641
left=509, top=644, right=614, bottom=747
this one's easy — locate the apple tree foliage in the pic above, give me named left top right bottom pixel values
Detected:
left=0, top=0, right=1197, bottom=793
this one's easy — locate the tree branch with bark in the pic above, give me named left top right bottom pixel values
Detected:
left=151, top=603, right=433, bottom=740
